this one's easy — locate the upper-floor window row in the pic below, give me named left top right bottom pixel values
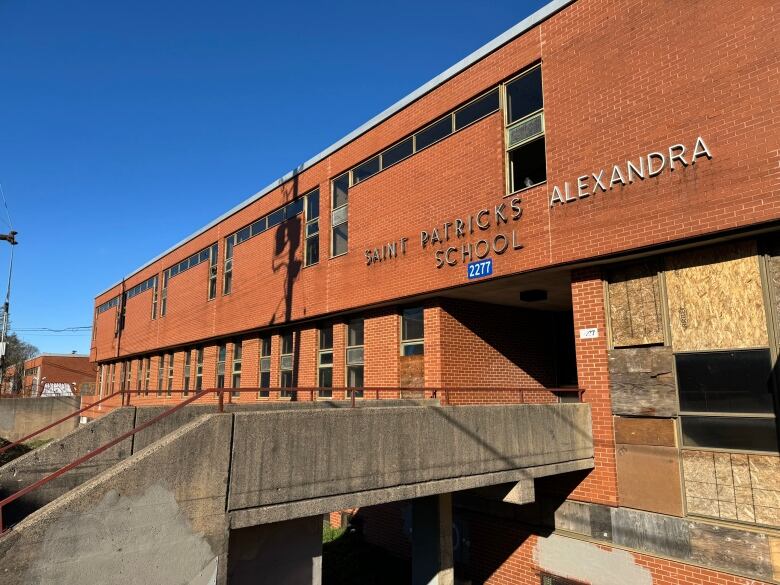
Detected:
left=164, top=244, right=215, bottom=282
left=334, top=87, right=501, bottom=191
left=124, top=275, right=157, bottom=302
left=97, top=296, right=120, bottom=314
left=225, top=196, right=306, bottom=252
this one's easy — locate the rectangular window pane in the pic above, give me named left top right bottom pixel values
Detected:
left=281, top=332, right=293, bottom=354
left=251, top=217, right=267, bottom=236
left=353, top=156, right=380, bottom=184
left=319, top=352, right=334, bottom=365
left=402, top=307, right=424, bottom=341
left=681, top=416, right=778, bottom=452
left=319, top=326, right=333, bottom=350
left=332, top=222, right=348, bottom=256
left=259, top=371, right=271, bottom=389
left=333, top=174, right=349, bottom=208
left=381, top=138, right=413, bottom=169
left=305, top=234, right=319, bottom=266
left=347, top=365, right=364, bottom=388
left=280, top=371, right=294, bottom=388
left=347, top=319, right=364, bottom=347
left=455, top=89, right=500, bottom=129
left=677, top=349, right=774, bottom=414
left=506, top=67, right=543, bottom=124
left=318, top=367, right=333, bottom=388
left=402, top=343, right=424, bottom=357
left=509, top=136, right=546, bottom=191
left=414, top=116, right=452, bottom=151
left=306, top=190, right=320, bottom=219
left=287, top=197, right=304, bottom=217
left=237, top=226, right=251, bottom=243
left=267, top=208, right=285, bottom=228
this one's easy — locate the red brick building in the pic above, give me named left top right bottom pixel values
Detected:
left=6, top=354, right=96, bottom=396
left=90, top=0, right=779, bottom=583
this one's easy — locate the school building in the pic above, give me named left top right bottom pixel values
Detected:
left=89, top=0, right=780, bottom=583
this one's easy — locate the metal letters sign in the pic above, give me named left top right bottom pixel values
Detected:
left=549, top=136, right=713, bottom=207
left=467, top=258, right=493, bottom=280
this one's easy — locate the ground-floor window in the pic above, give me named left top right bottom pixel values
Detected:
left=280, top=332, right=294, bottom=397
left=346, top=319, right=364, bottom=398
left=259, top=337, right=271, bottom=398
left=318, top=326, right=333, bottom=398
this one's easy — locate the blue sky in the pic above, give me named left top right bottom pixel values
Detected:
left=0, top=0, right=548, bottom=354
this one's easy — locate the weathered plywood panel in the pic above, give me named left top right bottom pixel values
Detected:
left=616, top=444, right=684, bottom=517
left=614, top=417, right=676, bottom=447
left=608, top=347, right=677, bottom=417
left=689, top=522, right=773, bottom=581
left=399, top=355, right=424, bottom=388
left=610, top=507, right=689, bottom=558
left=607, top=261, right=664, bottom=347
left=766, top=235, right=780, bottom=350
left=665, top=240, right=767, bottom=351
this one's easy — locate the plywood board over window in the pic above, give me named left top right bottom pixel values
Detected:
left=765, top=234, right=780, bottom=349
left=607, top=260, right=664, bottom=347
left=665, top=240, right=768, bottom=352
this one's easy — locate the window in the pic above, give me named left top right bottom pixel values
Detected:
left=505, top=65, right=546, bottom=193
left=280, top=332, right=294, bottom=397
left=97, top=296, right=120, bottom=314
left=331, top=174, right=349, bottom=257
left=166, top=352, right=174, bottom=396
left=678, top=349, right=777, bottom=452
left=223, top=236, right=234, bottom=295
left=183, top=350, right=191, bottom=396
left=259, top=337, right=271, bottom=398
left=151, top=278, right=159, bottom=319
left=318, top=326, right=333, bottom=398
left=144, top=357, right=150, bottom=395
left=124, top=276, right=157, bottom=301
left=304, top=189, right=320, bottom=267
left=208, top=244, right=219, bottom=300
left=119, top=362, right=126, bottom=392
left=540, top=573, right=586, bottom=585
left=414, top=116, right=452, bottom=150
left=160, top=271, right=169, bottom=316
left=401, top=307, right=424, bottom=356
left=109, top=363, right=115, bottom=391
left=136, top=359, right=142, bottom=395
left=329, top=89, right=499, bottom=200
left=346, top=319, right=364, bottom=398
left=195, top=348, right=203, bottom=391
left=231, top=341, right=242, bottom=396
left=156, top=355, right=164, bottom=396
left=216, top=344, right=226, bottom=389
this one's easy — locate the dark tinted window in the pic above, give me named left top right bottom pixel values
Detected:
left=267, top=208, right=285, bottom=228
left=306, top=235, right=319, bottom=265
left=236, top=226, right=251, bottom=243
left=677, top=349, right=774, bottom=414
left=306, top=190, right=319, bottom=219
left=402, top=307, right=424, bottom=341
left=681, top=416, right=778, bottom=452
left=506, top=67, right=543, bottom=124
left=319, top=367, right=333, bottom=388
left=250, top=217, right=267, bottom=236
left=281, top=332, right=293, bottom=354
left=415, top=116, right=452, bottom=150
left=455, top=89, right=500, bottom=129
left=287, top=197, right=304, bottom=217
left=332, top=223, right=348, bottom=256
left=353, top=156, right=380, bottom=184
left=382, top=138, right=413, bottom=168
left=319, top=326, right=333, bottom=350
left=509, top=136, right=547, bottom=191
left=348, top=319, right=364, bottom=346
left=333, top=174, right=349, bottom=208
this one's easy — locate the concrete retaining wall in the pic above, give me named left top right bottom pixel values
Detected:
left=0, top=396, right=81, bottom=442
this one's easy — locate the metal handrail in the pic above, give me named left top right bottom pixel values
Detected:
left=0, top=390, right=126, bottom=455
left=0, top=385, right=583, bottom=533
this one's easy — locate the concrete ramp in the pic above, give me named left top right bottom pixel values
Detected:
left=0, top=403, right=593, bottom=585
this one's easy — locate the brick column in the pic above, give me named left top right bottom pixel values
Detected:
left=201, top=345, right=217, bottom=401
left=297, top=327, right=317, bottom=398
left=570, top=267, right=618, bottom=506
left=173, top=350, right=186, bottom=395
left=365, top=311, right=400, bottom=388
left=424, top=305, right=443, bottom=389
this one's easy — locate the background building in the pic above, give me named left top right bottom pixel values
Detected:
left=5, top=353, right=96, bottom=396
left=89, top=0, right=779, bottom=583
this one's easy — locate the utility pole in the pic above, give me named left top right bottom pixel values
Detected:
left=0, top=231, right=18, bottom=395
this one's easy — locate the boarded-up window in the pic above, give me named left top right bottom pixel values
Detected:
left=665, top=240, right=767, bottom=351
left=765, top=235, right=780, bottom=350
left=607, top=260, right=664, bottom=347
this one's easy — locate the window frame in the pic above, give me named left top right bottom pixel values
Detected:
left=231, top=341, right=242, bottom=396
left=346, top=319, right=365, bottom=398
left=259, top=337, right=271, bottom=398
left=400, top=307, right=425, bottom=357
left=279, top=331, right=295, bottom=396
left=317, top=325, right=334, bottom=398
left=304, top=188, right=320, bottom=267
left=503, top=64, right=547, bottom=196
left=216, top=343, right=226, bottom=389
left=330, top=174, right=349, bottom=258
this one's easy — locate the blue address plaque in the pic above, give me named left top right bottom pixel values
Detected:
left=467, top=258, right=493, bottom=280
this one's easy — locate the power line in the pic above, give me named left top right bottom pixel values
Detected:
left=12, top=327, right=92, bottom=332
left=0, top=184, right=12, bottom=230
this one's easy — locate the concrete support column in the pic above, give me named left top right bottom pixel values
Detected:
left=412, top=493, right=454, bottom=585
left=227, top=515, right=322, bottom=585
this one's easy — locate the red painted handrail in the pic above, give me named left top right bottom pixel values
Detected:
left=0, top=386, right=583, bottom=533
